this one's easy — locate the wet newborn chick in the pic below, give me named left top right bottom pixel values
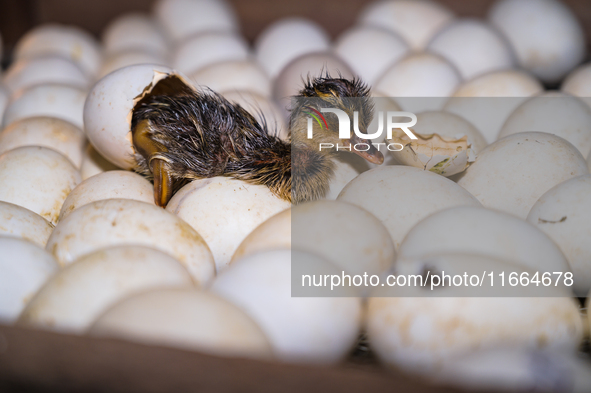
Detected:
left=131, top=75, right=383, bottom=207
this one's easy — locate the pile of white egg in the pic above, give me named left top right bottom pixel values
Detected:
left=1, top=0, right=591, bottom=391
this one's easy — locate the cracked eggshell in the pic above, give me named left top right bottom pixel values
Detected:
left=291, top=200, right=396, bottom=276
left=0, top=147, right=80, bottom=225
left=337, top=166, right=481, bottom=248
left=190, top=60, right=271, bottom=98
left=358, top=0, right=454, bottom=50
left=18, top=245, right=194, bottom=334
left=231, top=209, right=291, bottom=263
left=80, top=144, right=120, bottom=180
left=367, top=253, right=583, bottom=374
left=165, top=177, right=290, bottom=273
left=0, top=201, right=54, bottom=247
left=444, top=70, right=543, bottom=144
left=399, top=206, right=570, bottom=274
left=457, top=132, right=588, bottom=219
left=102, top=13, right=168, bottom=57
left=83, top=64, right=189, bottom=169
left=527, top=175, right=591, bottom=296
left=210, top=249, right=363, bottom=364
left=426, top=19, right=515, bottom=80
left=46, top=198, right=215, bottom=285
left=498, top=92, right=591, bottom=157
left=58, top=171, right=154, bottom=221
left=0, top=237, right=59, bottom=323
left=488, top=0, right=585, bottom=83
left=0, top=117, right=86, bottom=168
left=90, top=288, right=273, bottom=360
left=3, top=83, right=87, bottom=129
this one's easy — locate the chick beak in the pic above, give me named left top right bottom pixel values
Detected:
left=347, top=133, right=384, bottom=165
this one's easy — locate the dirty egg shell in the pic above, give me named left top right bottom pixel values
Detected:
left=80, top=144, right=120, bottom=180
left=165, top=177, right=290, bottom=273
left=190, top=60, right=271, bottom=98
left=18, top=245, right=194, bottom=334
left=46, top=198, right=215, bottom=285
left=3, top=83, right=87, bottom=129
left=90, top=288, right=273, bottom=360
left=210, top=249, right=363, bottom=364
left=366, top=254, right=583, bottom=373
left=231, top=209, right=291, bottom=263
left=337, top=166, right=481, bottom=248
left=0, top=236, right=59, bottom=323
left=0, top=116, right=86, bottom=168
left=444, top=70, right=543, bottom=144
left=0, top=201, right=54, bottom=247
left=255, top=18, right=330, bottom=79
left=527, top=175, right=591, bottom=296
left=102, top=13, right=168, bottom=57
left=399, top=206, right=570, bottom=274
left=358, top=0, right=454, bottom=50
left=498, top=92, right=591, bottom=157
left=83, top=64, right=183, bottom=169
left=291, top=200, right=396, bottom=276
left=0, top=147, right=80, bottom=225
left=98, top=50, right=169, bottom=79
left=457, top=132, right=589, bottom=219
left=58, top=170, right=154, bottom=221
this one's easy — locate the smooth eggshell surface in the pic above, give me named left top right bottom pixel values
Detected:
left=58, top=170, right=154, bottom=221
left=0, top=116, right=86, bottom=168
left=325, top=153, right=371, bottom=200
left=0, top=237, right=59, bottom=323
left=457, top=132, right=588, bottom=219
left=527, top=175, right=591, bottom=296
left=165, top=177, right=290, bottom=272
left=0, top=201, right=54, bottom=247
left=102, top=13, right=169, bottom=57
left=98, top=50, right=169, bottom=79
left=210, top=249, right=363, bottom=364
left=46, top=198, right=215, bottom=285
left=0, top=147, right=80, bottom=225
left=90, top=288, right=273, bottom=360
left=18, top=246, right=194, bottom=333
left=80, top=144, right=120, bottom=180
left=561, top=63, right=591, bottom=109
left=190, top=60, right=271, bottom=98
left=337, top=166, right=481, bottom=248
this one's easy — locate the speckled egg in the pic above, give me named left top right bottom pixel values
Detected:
left=0, top=201, right=54, bottom=247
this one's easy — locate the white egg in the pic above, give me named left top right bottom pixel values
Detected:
left=231, top=209, right=291, bottom=262
left=89, top=288, right=273, bottom=360
left=13, top=24, right=102, bottom=78
left=358, top=0, right=454, bottom=50
left=498, top=92, right=591, bottom=157
left=172, top=31, right=249, bottom=75
left=46, top=198, right=215, bottom=285
left=0, top=201, right=54, bottom=247
left=457, top=132, right=588, bottom=219
left=3, top=55, right=89, bottom=93
left=58, top=171, right=154, bottom=221
left=325, top=153, right=371, bottom=200
left=367, top=254, right=582, bottom=373
left=255, top=18, right=330, bottom=79
left=165, top=177, right=290, bottom=272
left=98, top=50, right=169, bottom=79
left=190, top=60, right=271, bottom=98
left=375, top=53, right=461, bottom=113
left=334, top=26, right=409, bottom=85
left=0, top=117, right=86, bottom=168
left=153, top=0, right=238, bottom=43
left=426, top=19, right=515, bottom=80
left=0, top=237, right=59, bottom=323
left=0, top=147, right=80, bottom=225
left=399, top=206, right=570, bottom=274
left=527, top=175, right=591, bottom=296
left=444, top=70, right=543, bottom=144
left=3, top=83, right=86, bottom=129
left=18, top=245, right=194, bottom=333
left=562, top=63, right=591, bottom=109
left=102, top=13, right=168, bottom=57
left=291, top=200, right=396, bottom=276
left=83, top=64, right=185, bottom=169
left=80, top=144, right=120, bottom=180
left=337, top=166, right=481, bottom=248
left=221, top=90, right=287, bottom=141
left=210, top=249, right=363, bottom=364
left=488, top=0, right=585, bottom=83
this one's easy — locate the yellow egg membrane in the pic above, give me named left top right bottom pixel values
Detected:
left=388, top=130, right=476, bottom=176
